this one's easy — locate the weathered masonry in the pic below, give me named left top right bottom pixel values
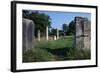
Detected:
left=75, top=17, right=91, bottom=49
left=22, top=18, right=35, bottom=52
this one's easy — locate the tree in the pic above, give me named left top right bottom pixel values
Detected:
left=50, top=28, right=57, bottom=36
left=23, top=10, right=31, bottom=18
left=22, top=10, right=52, bottom=37
left=62, top=23, right=68, bottom=36
left=59, top=30, right=64, bottom=36
left=68, top=20, right=75, bottom=35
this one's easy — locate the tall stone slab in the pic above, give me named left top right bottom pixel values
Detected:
left=57, top=29, right=59, bottom=39
left=83, top=18, right=91, bottom=49
left=46, top=26, right=48, bottom=40
left=38, top=30, right=40, bottom=41
left=75, top=17, right=84, bottom=49
left=75, top=17, right=91, bottom=49
left=22, top=18, right=34, bottom=52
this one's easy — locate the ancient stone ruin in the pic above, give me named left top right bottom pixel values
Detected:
left=75, top=17, right=91, bottom=49
left=22, top=18, right=34, bottom=52
left=22, top=16, right=91, bottom=52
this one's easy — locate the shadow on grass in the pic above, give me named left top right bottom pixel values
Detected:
left=43, top=47, right=72, bottom=56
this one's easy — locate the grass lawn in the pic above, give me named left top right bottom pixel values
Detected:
left=35, top=36, right=74, bottom=49
left=23, top=36, right=91, bottom=62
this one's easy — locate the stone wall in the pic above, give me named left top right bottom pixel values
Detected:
left=75, top=17, right=91, bottom=49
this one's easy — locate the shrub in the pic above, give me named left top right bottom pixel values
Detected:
left=23, top=48, right=55, bottom=62
left=64, top=49, right=91, bottom=60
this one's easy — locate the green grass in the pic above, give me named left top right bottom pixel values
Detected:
left=64, top=49, right=91, bottom=60
left=23, top=48, right=91, bottom=62
left=23, top=36, right=91, bottom=62
left=35, top=36, right=74, bottom=49
left=23, top=48, right=55, bottom=62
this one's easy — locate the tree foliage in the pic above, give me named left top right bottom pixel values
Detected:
left=62, top=23, right=68, bottom=36
left=61, top=21, right=75, bottom=36
left=68, top=20, right=75, bottom=35
left=23, top=10, right=52, bottom=37
left=50, top=28, right=57, bottom=36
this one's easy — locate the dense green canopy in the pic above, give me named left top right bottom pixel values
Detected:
left=23, top=10, right=52, bottom=37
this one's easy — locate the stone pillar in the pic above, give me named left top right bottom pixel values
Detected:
left=46, top=26, right=48, bottom=40
left=57, top=29, right=59, bottom=39
left=75, top=17, right=84, bottom=49
left=54, top=36, right=57, bottom=40
left=75, top=17, right=91, bottom=49
left=83, top=18, right=91, bottom=49
left=38, top=30, right=40, bottom=41
left=22, top=18, right=34, bottom=52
